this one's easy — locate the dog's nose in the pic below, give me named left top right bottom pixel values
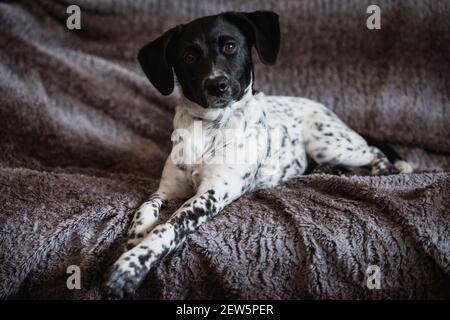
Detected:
left=205, top=76, right=230, bottom=96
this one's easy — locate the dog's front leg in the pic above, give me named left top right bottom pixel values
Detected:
left=124, top=158, right=194, bottom=250
left=106, top=167, right=246, bottom=298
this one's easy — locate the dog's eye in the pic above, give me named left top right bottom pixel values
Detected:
left=223, top=41, right=237, bottom=54
left=183, top=51, right=196, bottom=64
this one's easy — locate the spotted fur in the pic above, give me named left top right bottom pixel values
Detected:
left=105, top=11, right=412, bottom=298
left=106, top=89, right=412, bottom=297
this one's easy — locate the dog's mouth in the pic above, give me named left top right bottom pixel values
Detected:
left=205, top=95, right=235, bottom=108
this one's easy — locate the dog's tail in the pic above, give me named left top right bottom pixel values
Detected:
left=362, top=135, right=413, bottom=173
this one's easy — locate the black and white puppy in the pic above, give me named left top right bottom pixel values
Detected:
left=106, top=11, right=412, bottom=297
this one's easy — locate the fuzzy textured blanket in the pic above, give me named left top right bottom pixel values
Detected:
left=0, top=0, right=449, bottom=299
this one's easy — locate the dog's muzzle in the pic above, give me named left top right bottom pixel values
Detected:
left=203, top=75, right=240, bottom=108
left=205, top=76, right=230, bottom=97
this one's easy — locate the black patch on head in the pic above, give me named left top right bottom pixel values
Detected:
left=137, top=11, right=279, bottom=108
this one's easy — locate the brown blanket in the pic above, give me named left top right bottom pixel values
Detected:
left=0, top=0, right=449, bottom=299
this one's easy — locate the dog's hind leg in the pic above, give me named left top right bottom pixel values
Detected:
left=303, top=114, right=412, bottom=175
left=362, top=135, right=413, bottom=174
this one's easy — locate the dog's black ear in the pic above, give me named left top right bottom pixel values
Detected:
left=223, top=11, right=280, bottom=65
left=137, top=26, right=180, bottom=95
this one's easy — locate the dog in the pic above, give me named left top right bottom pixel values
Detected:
left=106, top=11, right=412, bottom=298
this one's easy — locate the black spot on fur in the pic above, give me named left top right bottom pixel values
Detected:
left=138, top=252, right=152, bottom=265
left=242, top=172, right=251, bottom=179
left=315, top=122, right=324, bottom=131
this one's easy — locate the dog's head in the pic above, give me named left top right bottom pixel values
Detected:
left=138, top=11, right=280, bottom=109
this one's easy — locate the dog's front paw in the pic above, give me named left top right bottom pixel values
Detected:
left=105, top=254, right=149, bottom=299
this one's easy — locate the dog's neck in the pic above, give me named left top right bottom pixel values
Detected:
left=175, top=82, right=256, bottom=128
left=172, top=84, right=264, bottom=166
